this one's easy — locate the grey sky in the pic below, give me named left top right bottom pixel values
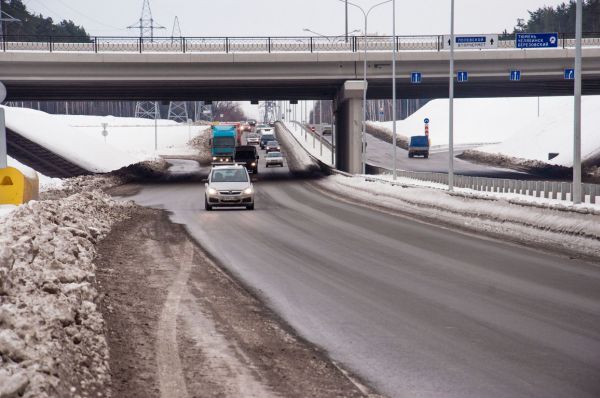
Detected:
left=27, top=0, right=567, bottom=37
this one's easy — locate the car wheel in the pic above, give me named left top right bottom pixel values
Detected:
left=246, top=204, right=254, bottom=210
left=204, top=197, right=212, bottom=211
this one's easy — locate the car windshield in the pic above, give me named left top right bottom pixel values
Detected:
left=261, top=135, right=275, bottom=141
left=211, top=168, right=248, bottom=183
left=235, top=150, right=255, bottom=160
left=214, top=136, right=235, bottom=147
left=267, top=141, right=278, bottom=146
left=267, top=152, right=281, bottom=157
left=248, top=134, right=258, bottom=138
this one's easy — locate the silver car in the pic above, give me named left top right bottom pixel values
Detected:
left=246, top=133, right=260, bottom=145
left=265, top=151, right=284, bottom=167
left=205, top=165, right=254, bottom=211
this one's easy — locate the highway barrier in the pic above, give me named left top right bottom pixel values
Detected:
left=366, top=166, right=600, bottom=205
left=0, top=167, right=39, bottom=205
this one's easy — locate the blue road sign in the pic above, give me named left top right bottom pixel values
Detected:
left=564, top=68, right=575, bottom=80
left=510, top=70, right=521, bottom=81
left=457, top=71, right=468, bottom=82
left=516, top=33, right=558, bottom=48
left=424, top=118, right=430, bottom=124
left=411, top=72, right=422, bottom=84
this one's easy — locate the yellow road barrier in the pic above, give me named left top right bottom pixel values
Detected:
left=0, top=167, right=39, bottom=205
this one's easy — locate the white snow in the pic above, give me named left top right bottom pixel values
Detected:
left=282, top=121, right=333, bottom=166
left=2, top=106, right=210, bottom=173
left=317, top=174, right=600, bottom=258
left=7, top=156, right=64, bottom=192
left=370, top=96, right=600, bottom=167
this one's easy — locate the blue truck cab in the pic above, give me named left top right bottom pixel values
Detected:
left=210, top=125, right=237, bottom=163
left=408, top=135, right=430, bottom=158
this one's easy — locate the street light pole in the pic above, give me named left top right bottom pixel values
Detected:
left=392, top=0, right=397, bottom=180
left=343, top=0, right=392, bottom=175
left=573, top=0, right=583, bottom=204
left=448, top=0, right=455, bottom=191
left=345, top=0, right=349, bottom=42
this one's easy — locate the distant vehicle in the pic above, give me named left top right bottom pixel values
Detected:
left=268, top=121, right=275, bottom=127
left=218, top=122, right=243, bottom=144
left=322, top=125, right=332, bottom=135
left=260, top=133, right=276, bottom=149
left=205, top=165, right=254, bottom=211
left=310, top=126, right=316, bottom=133
left=265, top=140, right=281, bottom=153
left=247, top=119, right=257, bottom=126
left=234, top=145, right=259, bottom=174
left=246, top=132, right=260, bottom=145
left=210, top=125, right=237, bottom=163
left=257, top=127, right=273, bottom=135
left=256, top=124, right=269, bottom=129
left=242, top=123, right=252, bottom=132
left=265, top=151, right=284, bottom=167
left=408, top=135, right=430, bottom=158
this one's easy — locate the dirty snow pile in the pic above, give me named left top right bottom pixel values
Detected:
left=318, top=175, right=600, bottom=259
left=0, top=192, right=130, bottom=397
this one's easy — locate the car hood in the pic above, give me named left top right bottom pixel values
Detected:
left=209, top=182, right=251, bottom=191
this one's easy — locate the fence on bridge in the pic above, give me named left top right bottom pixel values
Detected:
left=2, top=33, right=600, bottom=54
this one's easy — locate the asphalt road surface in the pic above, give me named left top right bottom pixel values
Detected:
left=127, top=144, right=600, bottom=398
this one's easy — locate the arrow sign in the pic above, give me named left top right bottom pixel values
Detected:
left=457, top=71, right=468, bottom=82
left=564, top=68, right=575, bottom=80
left=411, top=72, right=422, bottom=84
left=424, top=118, right=430, bottom=124
left=510, top=70, right=521, bottom=81
left=443, top=34, right=499, bottom=49
left=516, top=33, right=559, bottom=48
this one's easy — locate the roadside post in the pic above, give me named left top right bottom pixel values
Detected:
left=424, top=118, right=430, bottom=138
left=187, top=118, right=193, bottom=141
left=101, top=122, right=108, bottom=144
left=448, top=0, right=455, bottom=191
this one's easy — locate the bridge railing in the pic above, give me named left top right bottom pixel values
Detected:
left=1, top=33, right=600, bottom=54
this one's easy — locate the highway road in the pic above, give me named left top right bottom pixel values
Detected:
left=126, top=143, right=600, bottom=398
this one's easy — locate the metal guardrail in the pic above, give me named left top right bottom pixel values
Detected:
left=368, top=168, right=600, bottom=205
left=1, top=33, right=600, bottom=54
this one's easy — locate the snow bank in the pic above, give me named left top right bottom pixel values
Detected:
left=58, top=114, right=211, bottom=160
left=370, top=96, right=600, bottom=167
left=281, top=121, right=332, bottom=166
left=0, top=191, right=130, bottom=397
left=2, top=106, right=139, bottom=173
left=317, top=175, right=600, bottom=259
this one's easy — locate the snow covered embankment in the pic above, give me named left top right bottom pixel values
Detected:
left=0, top=192, right=130, bottom=397
left=317, top=175, right=600, bottom=259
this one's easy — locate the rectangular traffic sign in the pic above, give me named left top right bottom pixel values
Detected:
left=564, top=69, right=575, bottom=80
left=411, top=72, right=422, bottom=84
left=443, top=34, right=498, bottom=49
left=516, top=33, right=558, bottom=48
left=457, top=71, right=468, bottom=82
left=510, top=70, right=521, bottom=81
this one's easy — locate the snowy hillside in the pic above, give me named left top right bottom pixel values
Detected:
left=2, top=106, right=209, bottom=172
left=371, top=96, right=600, bottom=167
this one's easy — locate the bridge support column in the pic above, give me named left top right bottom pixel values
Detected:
left=334, top=80, right=365, bottom=174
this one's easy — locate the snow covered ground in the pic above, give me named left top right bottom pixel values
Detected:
left=370, top=96, right=600, bottom=167
left=2, top=106, right=210, bottom=173
left=283, top=121, right=333, bottom=166
left=316, top=175, right=600, bottom=259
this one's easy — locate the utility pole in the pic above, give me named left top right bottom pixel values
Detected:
left=345, top=0, right=349, bottom=42
left=573, top=0, right=583, bottom=204
left=392, top=0, right=397, bottom=180
left=448, top=0, right=455, bottom=191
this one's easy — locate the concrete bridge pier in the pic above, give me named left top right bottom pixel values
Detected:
left=334, top=80, right=366, bottom=174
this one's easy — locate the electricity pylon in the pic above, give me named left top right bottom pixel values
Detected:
left=166, top=16, right=189, bottom=123
left=128, top=0, right=165, bottom=119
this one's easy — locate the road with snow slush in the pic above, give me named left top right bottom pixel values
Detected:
left=126, top=150, right=600, bottom=398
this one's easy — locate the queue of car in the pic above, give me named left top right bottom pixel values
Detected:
left=205, top=121, right=285, bottom=211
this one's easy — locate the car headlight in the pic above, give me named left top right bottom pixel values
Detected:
left=243, top=187, right=253, bottom=195
left=251, top=162, right=256, bottom=166
left=207, top=188, right=218, bottom=195
left=212, top=157, right=217, bottom=161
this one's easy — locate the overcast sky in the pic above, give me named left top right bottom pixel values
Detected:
left=26, top=0, right=567, bottom=37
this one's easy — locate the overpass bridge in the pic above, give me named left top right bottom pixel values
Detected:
left=2, top=34, right=600, bottom=172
